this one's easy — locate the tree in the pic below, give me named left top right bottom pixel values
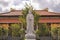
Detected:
left=10, top=24, right=25, bottom=40
left=10, top=24, right=20, bottom=37
left=32, top=10, right=40, bottom=30
left=51, top=27, right=58, bottom=39
left=36, top=23, right=49, bottom=39
left=0, top=27, right=2, bottom=36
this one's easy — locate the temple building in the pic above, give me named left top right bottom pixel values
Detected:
left=0, top=10, right=60, bottom=29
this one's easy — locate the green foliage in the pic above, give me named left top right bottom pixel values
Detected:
left=35, top=29, right=41, bottom=36
left=2, top=28, right=8, bottom=36
left=10, top=24, right=21, bottom=37
left=51, top=28, right=57, bottom=34
left=0, top=27, right=2, bottom=36
left=35, top=29, right=41, bottom=40
left=51, top=27, right=58, bottom=37
left=32, top=10, right=40, bottom=25
left=36, top=23, right=49, bottom=36
left=11, top=24, right=20, bottom=30
left=58, top=29, right=60, bottom=36
left=0, top=27, right=8, bottom=36
left=9, top=24, right=25, bottom=40
left=10, top=23, right=25, bottom=40
left=19, top=29, right=25, bottom=34
left=19, top=29, right=25, bottom=40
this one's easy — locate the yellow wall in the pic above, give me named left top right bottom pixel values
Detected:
left=51, top=24, right=60, bottom=28
left=0, top=24, right=9, bottom=29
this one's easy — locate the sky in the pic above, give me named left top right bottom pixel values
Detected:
left=0, top=0, right=60, bottom=13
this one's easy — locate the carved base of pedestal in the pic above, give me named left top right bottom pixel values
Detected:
left=25, top=33, right=36, bottom=39
left=25, top=33, right=36, bottom=40
left=25, top=39, right=36, bottom=40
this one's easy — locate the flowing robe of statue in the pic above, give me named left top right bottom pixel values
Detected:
left=26, top=10, right=34, bottom=34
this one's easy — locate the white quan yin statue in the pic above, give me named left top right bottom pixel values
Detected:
left=25, top=10, right=36, bottom=40
left=26, top=10, right=34, bottom=33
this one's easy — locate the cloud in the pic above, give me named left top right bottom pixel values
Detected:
left=31, top=2, right=40, bottom=10
left=50, top=3, right=60, bottom=13
left=0, top=0, right=11, bottom=13
left=33, top=0, right=60, bottom=13
left=33, top=0, right=48, bottom=10
left=0, top=7, right=2, bottom=12
left=12, top=0, right=22, bottom=6
left=0, top=0, right=60, bottom=13
left=11, top=4, right=25, bottom=10
left=0, top=0, right=11, bottom=7
left=48, top=0, right=60, bottom=13
left=10, top=0, right=30, bottom=10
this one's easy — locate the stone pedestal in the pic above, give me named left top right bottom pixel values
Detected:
left=25, top=33, right=36, bottom=40
left=25, top=37, right=36, bottom=40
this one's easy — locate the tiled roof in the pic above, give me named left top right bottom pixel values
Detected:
left=0, top=18, right=21, bottom=23
left=0, top=10, right=60, bottom=23
left=35, top=10, right=60, bottom=16
left=0, top=10, right=22, bottom=16
left=0, top=10, right=60, bottom=16
left=39, top=18, right=60, bottom=23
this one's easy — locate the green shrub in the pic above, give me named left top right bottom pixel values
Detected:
left=10, top=24, right=21, bottom=37
left=0, top=27, right=2, bottom=36
left=10, top=24, right=25, bottom=40
left=51, top=27, right=58, bottom=38
left=19, top=29, right=25, bottom=40
left=2, top=28, right=8, bottom=36
left=38, top=23, right=49, bottom=36
left=35, top=29, right=41, bottom=39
